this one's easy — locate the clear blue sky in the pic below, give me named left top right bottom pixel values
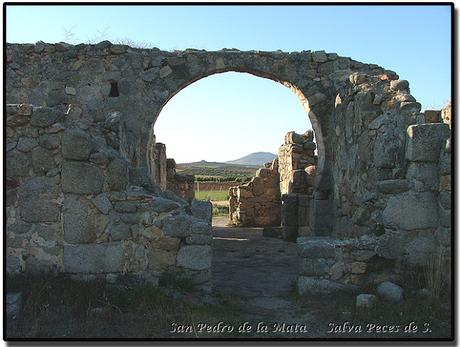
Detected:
left=6, top=5, right=451, bottom=162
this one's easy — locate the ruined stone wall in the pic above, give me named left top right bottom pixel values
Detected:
left=6, top=41, right=423, bottom=237
left=6, top=103, right=213, bottom=291
left=166, top=158, right=195, bottom=201
left=229, top=165, right=281, bottom=227
left=5, top=42, right=451, bottom=292
left=296, top=105, right=452, bottom=296
left=277, top=130, right=317, bottom=239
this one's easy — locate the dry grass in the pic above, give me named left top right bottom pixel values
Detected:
left=5, top=274, right=243, bottom=339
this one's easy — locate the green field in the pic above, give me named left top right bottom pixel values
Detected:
left=195, top=190, right=229, bottom=201
left=177, top=161, right=258, bottom=182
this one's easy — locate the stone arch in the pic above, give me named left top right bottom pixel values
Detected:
left=5, top=43, right=424, bottom=238
left=147, top=67, right=327, bottom=193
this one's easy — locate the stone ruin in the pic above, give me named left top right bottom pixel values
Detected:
left=229, top=164, right=281, bottom=227
left=5, top=41, right=452, bottom=298
left=228, top=129, right=318, bottom=238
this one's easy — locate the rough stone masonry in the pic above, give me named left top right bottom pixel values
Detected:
left=6, top=41, right=451, bottom=297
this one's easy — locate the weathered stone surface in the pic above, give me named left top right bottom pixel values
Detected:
left=62, top=161, right=104, bottom=194
left=190, top=221, right=212, bottom=235
left=7, top=150, right=30, bottom=177
left=106, top=159, right=128, bottom=191
left=297, top=276, right=357, bottom=295
left=406, top=162, right=438, bottom=191
left=404, top=235, right=435, bottom=266
left=148, top=248, right=176, bottom=272
left=38, top=134, right=60, bottom=149
left=376, top=179, right=409, bottom=194
left=18, top=177, right=60, bottom=222
left=114, top=201, right=137, bottom=213
left=356, top=294, right=377, bottom=309
left=191, top=200, right=212, bottom=224
left=110, top=222, right=131, bottom=241
left=63, top=243, right=124, bottom=273
left=376, top=281, right=403, bottom=303
left=162, top=214, right=193, bottom=237
left=150, top=196, right=180, bottom=213
left=17, top=137, right=38, bottom=152
left=186, top=233, right=213, bottom=245
left=382, top=191, right=438, bottom=230
left=63, top=195, right=96, bottom=244
left=390, top=79, right=409, bottom=91
left=299, top=258, right=330, bottom=276
left=30, top=107, right=63, bottom=127
left=62, top=128, right=92, bottom=160
left=91, top=193, right=112, bottom=214
left=405, top=123, right=450, bottom=162
left=176, top=245, right=211, bottom=270
left=6, top=292, right=22, bottom=316
left=31, top=147, right=55, bottom=174
left=297, top=237, right=336, bottom=258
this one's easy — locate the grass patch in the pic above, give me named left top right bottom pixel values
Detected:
left=5, top=274, right=243, bottom=339
left=212, top=206, right=228, bottom=216
left=195, top=190, right=229, bottom=201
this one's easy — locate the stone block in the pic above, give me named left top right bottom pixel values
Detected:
left=62, top=161, right=104, bottom=194
left=191, top=200, right=212, bottom=224
left=91, top=193, right=112, bottom=214
left=150, top=197, right=180, bottom=213
left=30, top=107, right=63, bottom=127
left=106, top=159, right=128, bottom=191
left=18, top=177, right=60, bottom=222
left=31, top=147, right=55, bottom=174
left=405, top=123, right=450, bottom=162
left=62, top=128, right=92, bottom=160
left=350, top=262, right=366, bottom=274
left=297, top=276, right=357, bottom=296
left=114, top=201, right=137, bottom=213
left=329, top=262, right=346, bottom=280
left=186, top=233, right=213, bottom=245
left=17, top=137, right=38, bottom=152
left=382, top=191, right=438, bottom=230
left=162, top=214, right=193, bottom=237
left=148, top=248, right=176, bottom=272
left=376, top=179, right=409, bottom=194
left=406, top=162, right=438, bottom=191
left=297, top=237, right=336, bottom=258
left=299, top=258, right=330, bottom=276
left=64, top=243, right=124, bottom=273
left=376, top=281, right=403, bottom=303
left=176, top=245, right=211, bottom=270
left=110, top=222, right=131, bottom=241
left=63, top=195, right=96, bottom=244
left=7, top=150, right=31, bottom=177
left=39, top=134, right=60, bottom=150
left=403, top=235, right=435, bottom=266
left=309, top=199, right=333, bottom=235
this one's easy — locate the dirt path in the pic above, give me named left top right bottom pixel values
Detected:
left=211, top=223, right=326, bottom=337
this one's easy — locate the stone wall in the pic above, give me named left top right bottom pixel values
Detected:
left=5, top=42, right=451, bottom=295
left=6, top=103, right=213, bottom=291
left=297, top=106, right=452, bottom=297
left=277, top=130, right=317, bottom=240
left=6, top=41, right=428, bottom=238
left=166, top=158, right=195, bottom=201
left=229, top=164, right=281, bottom=227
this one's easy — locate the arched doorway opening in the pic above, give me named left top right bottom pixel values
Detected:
left=147, top=69, right=330, bottom=237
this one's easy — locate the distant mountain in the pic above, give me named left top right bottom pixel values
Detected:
left=226, top=152, right=277, bottom=166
